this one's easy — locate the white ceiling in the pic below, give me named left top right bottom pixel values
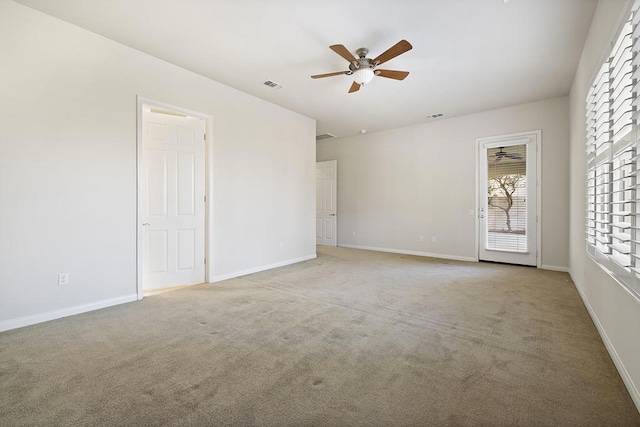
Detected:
left=14, top=0, right=598, bottom=139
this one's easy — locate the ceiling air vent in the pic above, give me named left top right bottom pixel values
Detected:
left=316, top=133, right=336, bottom=141
left=261, top=80, right=284, bottom=89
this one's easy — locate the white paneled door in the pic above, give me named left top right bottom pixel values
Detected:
left=142, top=110, right=205, bottom=290
left=477, top=131, right=540, bottom=266
left=316, top=160, right=337, bottom=246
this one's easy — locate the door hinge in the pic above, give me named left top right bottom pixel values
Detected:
left=204, top=195, right=206, bottom=202
left=204, top=257, right=206, bottom=264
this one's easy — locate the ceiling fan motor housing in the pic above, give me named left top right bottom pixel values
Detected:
left=349, top=56, right=374, bottom=72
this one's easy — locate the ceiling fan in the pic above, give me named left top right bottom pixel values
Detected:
left=311, top=40, right=412, bottom=93
left=494, top=147, right=524, bottom=162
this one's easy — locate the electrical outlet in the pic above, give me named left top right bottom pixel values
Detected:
left=420, top=236, right=424, bottom=241
left=352, top=231, right=356, bottom=237
left=469, top=209, right=475, bottom=216
left=58, top=273, right=69, bottom=286
left=431, top=236, right=437, bottom=243
left=279, top=242, right=284, bottom=250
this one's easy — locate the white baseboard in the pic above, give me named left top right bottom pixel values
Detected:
left=0, top=294, right=138, bottom=333
left=338, top=244, right=477, bottom=263
left=541, top=264, right=570, bottom=272
left=0, top=254, right=319, bottom=332
left=569, top=270, right=640, bottom=413
left=210, top=254, right=318, bottom=283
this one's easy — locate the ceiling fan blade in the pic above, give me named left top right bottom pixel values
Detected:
left=311, top=71, right=348, bottom=79
left=349, top=81, right=361, bottom=93
left=330, top=44, right=357, bottom=63
left=376, top=69, right=410, bottom=80
left=373, top=40, right=412, bottom=65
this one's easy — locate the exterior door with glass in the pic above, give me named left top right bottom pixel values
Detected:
left=477, top=131, right=540, bottom=266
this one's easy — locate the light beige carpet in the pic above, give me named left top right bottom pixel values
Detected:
left=1, top=246, right=639, bottom=426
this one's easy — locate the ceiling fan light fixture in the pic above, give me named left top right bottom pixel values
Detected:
left=353, top=68, right=374, bottom=85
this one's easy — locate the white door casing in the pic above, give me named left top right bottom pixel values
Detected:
left=316, top=160, right=337, bottom=246
left=142, top=109, right=206, bottom=290
left=477, top=131, right=540, bottom=267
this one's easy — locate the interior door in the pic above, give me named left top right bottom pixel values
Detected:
left=142, top=109, right=205, bottom=290
left=316, top=160, right=337, bottom=246
left=477, top=132, right=539, bottom=266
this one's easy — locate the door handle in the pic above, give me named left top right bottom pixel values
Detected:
left=329, top=213, right=336, bottom=216
left=142, top=223, right=151, bottom=226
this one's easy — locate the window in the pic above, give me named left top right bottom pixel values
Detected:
left=487, top=144, right=528, bottom=252
left=585, top=3, right=640, bottom=298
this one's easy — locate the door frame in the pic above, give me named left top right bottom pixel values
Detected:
left=136, top=96, right=213, bottom=299
left=475, top=130, right=542, bottom=268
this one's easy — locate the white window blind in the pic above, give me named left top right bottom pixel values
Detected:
left=487, top=145, right=528, bottom=252
left=585, top=4, right=640, bottom=298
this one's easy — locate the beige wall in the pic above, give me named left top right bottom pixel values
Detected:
left=569, top=0, right=640, bottom=410
left=0, top=0, right=316, bottom=330
left=317, top=96, right=570, bottom=269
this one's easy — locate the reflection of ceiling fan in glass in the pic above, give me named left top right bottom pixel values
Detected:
left=494, top=147, right=524, bottom=162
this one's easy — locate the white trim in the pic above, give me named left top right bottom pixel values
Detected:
left=136, top=96, right=214, bottom=300
left=0, top=295, right=138, bottom=333
left=540, top=264, right=570, bottom=273
left=569, top=270, right=640, bottom=412
left=338, top=244, right=477, bottom=263
left=536, top=130, right=542, bottom=269
left=475, top=130, right=542, bottom=268
left=209, top=254, right=318, bottom=283
left=473, top=138, right=480, bottom=262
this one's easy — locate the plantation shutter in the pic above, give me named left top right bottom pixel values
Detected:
left=586, top=61, right=611, bottom=259
left=630, top=3, right=640, bottom=277
left=585, top=4, right=640, bottom=298
left=610, top=19, right=634, bottom=270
